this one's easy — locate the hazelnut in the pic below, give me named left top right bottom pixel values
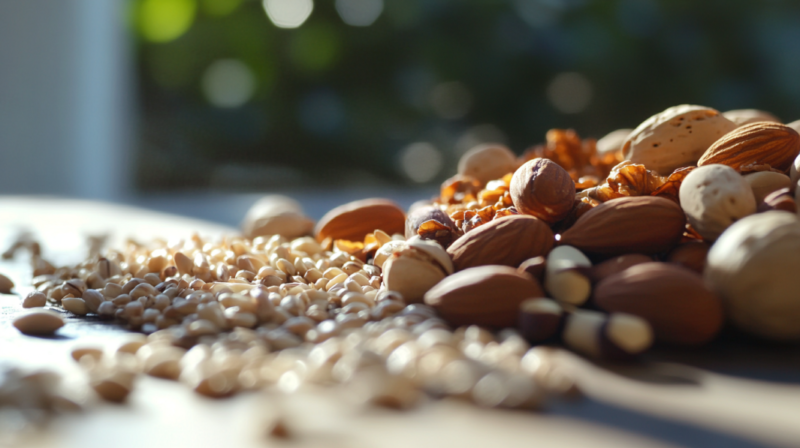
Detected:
left=241, top=195, right=314, bottom=239
left=678, top=164, right=756, bottom=241
left=705, top=211, right=800, bottom=340
left=457, top=144, right=518, bottom=186
left=510, top=158, right=575, bottom=225
left=743, top=171, right=791, bottom=204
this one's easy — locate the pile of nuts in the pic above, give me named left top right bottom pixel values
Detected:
left=9, top=105, right=800, bottom=414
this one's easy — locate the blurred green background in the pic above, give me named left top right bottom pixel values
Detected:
left=133, top=0, right=800, bottom=191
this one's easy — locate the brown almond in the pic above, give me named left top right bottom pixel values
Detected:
left=424, top=265, right=544, bottom=327
left=0, top=273, right=14, bottom=294
left=447, top=215, right=554, bottom=271
left=698, top=122, right=800, bottom=172
left=590, top=254, right=653, bottom=284
left=560, top=196, right=685, bottom=258
left=665, top=241, right=710, bottom=274
left=315, top=198, right=405, bottom=242
left=594, top=262, right=723, bottom=345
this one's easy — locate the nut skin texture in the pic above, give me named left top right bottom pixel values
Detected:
left=705, top=212, right=800, bottom=340
left=315, top=198, right=406, bottom=243
left=623, top=105, right=737, bottom=175
left=698, top=122, right=800, bottom=173
left=722, top=109, right=780, bottom=127
left=241, top=195, right=314, bottom=240
left=594, top=262, right=724, bottom=346
left=447, top=215, right=555, bottom=271
left=743, top=171, right=792, bottom=204
left=457, top=144, right=518, bottom=186
left=589, top=254, right=653, bottom=284
left=424, top=265, right=545, bottom=328
left=510, top=158, right=576, bottom=225
left=665, top=241, right=710, bottom=274
left=560, top=196, right=686, bottom=259
left=678, top=165, right=757, bottom=241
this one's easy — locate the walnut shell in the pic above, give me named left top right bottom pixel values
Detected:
left=510, top=158, right=575, bottom=224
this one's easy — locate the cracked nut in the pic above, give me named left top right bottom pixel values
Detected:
left=383, top=238, right=453, bottom=303
left=510, top=158, right=576, bottom=224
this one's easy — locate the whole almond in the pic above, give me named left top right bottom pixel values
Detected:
left=13, top=309, right=66, bottom=335
left=510, top=158, right=575, bottom=224
left=424, top=265, right=544, bottom=327
left=594, top=262, right=723, bottom=345
left=698, top=122, right=800, bottom=172
left=590, top=254, right=653, bottom=284
left=315, top=198, right=405, bottom=242
left=447, top=215, right=554, bottom=271
left=560, top=196, right=686, bottom=258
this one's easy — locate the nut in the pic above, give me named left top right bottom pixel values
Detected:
left=517, top=256, right=546, bottom=282
left=560, top=196, right=686, bottom=258
left=544, top=246, right=591, bottom=306
left=743, top=171, right=792, bottom=204
left=722, top=109, right=780, bottom=126
left=758, top=188, right=796, bottom=214
left=373, top=240, right=408, bottom=269
left=447, top=215, right=554, bottom=271
left=0, top=273, right=14, bottom=293
left=790, top=152, right=800, bottom=186
left=383, top=240, right=452, bottom=304
left=589, top=254, right=652, bottom=284
left=405, top=205, right=458, bottom=248
left=705, top=211, right=800, bottom=340
left=424, top=265, right=544, bottom=327
left=623, top=105, right=737, bottom=175
left=457, top=144, right=518, bottom=186
left=596, top=128, right=633, bottom=155
left=517, top=298, right=563, bottom=344
left=594, top=262, right=724, bottom=345
left=678, top=164, right=756, bottom=241
left=698, top=122, right=800, bottom=172
left=510, top=158, right=576, bottom=224
left=315, top=198, right=406, bottom=242
left=665, top=241, right=709, bottom=274
left=22, top=291, right=47, bottom=308
left=562, top=310, right=653, bottom=360
left=13, top=309, right=66, bottom=335
left=241, top=195, right=314, bottom=239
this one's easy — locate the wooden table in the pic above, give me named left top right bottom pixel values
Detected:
left=2, top=196, right=799, bottom=448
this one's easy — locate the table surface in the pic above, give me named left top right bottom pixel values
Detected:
left=1, top=196, right=799, bottom=448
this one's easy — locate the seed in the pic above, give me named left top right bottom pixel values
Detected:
left=82, top=289, right=105, bottom=313
left=71, top=347, right=103, bottom=362
left=0, top=273, right=15, bottom=293
left=97, top=301, right=117, bottom=318
left=63, top=297, right=89, bottom=315
left=186, top=319, right=220, bottom=337
left=283, top=316, right=315, bottom=336
left=138, top=345, right=185, bottom=380
left=130, top=283, right=156, bottom=299
left=174, top=252, right=193, bottom=275
left=143, top=272, right=162, bottom=286
left=13, top=309, right=65, bottom=335
left=275, top=258, right=296, bottom=276
left=22, top=291, right=47, bottom=308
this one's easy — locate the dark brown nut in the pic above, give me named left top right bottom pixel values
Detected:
left=594, top=262, right=724, bottom=346
left=510, top=158, right=575, bottom=225
left=560, top=196, right=686, bottom=259
left=0, top=273, right=14, bottom=294
left=589, top=254, right=653, bottom=284
left=698, top=122, right=800, bottom=172
left=757, top=187, right=796, bottom=213
left=447, top=215, right=554, bottom=271
left=405, top=205, right=458, bottom=248
left=241, top=195, right=314, bottom=239
left=562, top=310, right=653, bottom=360
left=517, top=256, right=546, bottom=282
left=315, top=198, right=406, bottom=242
left=517, top=298, right=563, bottom=344
left=665, top=241, right=710, bottom=274
left=424, top=265, right=545, bottom=328
left=458, top=144, right=518, bottom=186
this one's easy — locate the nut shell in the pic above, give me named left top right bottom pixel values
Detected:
left=722, top=109, right=780, bottom=126
left=594, top=262, right=723, bottom=345
left=383, top=256, right=447, bottom=304
left=510, top=158, right=576, bottom=224
left=424, top=265, right=545, bottom=327
left=698, top=122, right=800, bottom=172
left=315, top=199, right=406, bottom=242
left=560, top=196, right=686, bottom=258
left=242, top=195, right=314, bottom=239
left=447, top=215, right=554, bottom=271
left=623, top=105, right=737, bottom=175
left=457, top=144, right=518, bottom=186
left=743, top=171, right=792, bottom=204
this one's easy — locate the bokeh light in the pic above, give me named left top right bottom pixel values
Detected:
left=298, top=90, right=346, bottom=135
left=430, top=82, right=473, bottom=120
left=135, top=0, right=197, bottom=43
left=399, top=142, right=443, bottom=183
left=335, top=0, right=384, bottom=27
left=201, top=59, right=256, bottom=108
left=289, top=22, right=342, bottom=72
left=546, top=72, right=593, bottom=114
left=263, top=0, right=314, bottom=29
left=199, top=0, right=242, bottom=17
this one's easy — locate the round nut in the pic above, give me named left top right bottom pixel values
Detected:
left=510, top=158, right=575, bottom=225
left=705, top=211, right=800, bottom=340
left=241, top=195, right=314, bottom=239
left=457, top=144, right=518, bottom=186
left=743, top=171, right=792, bottom=204
left=623, top=105, right=737, bottom=175
left=722, top=109, right=780, bottom=126
left=679, top=164, right=756, bottom=241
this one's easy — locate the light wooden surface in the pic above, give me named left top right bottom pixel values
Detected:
left=1, top=196, right=799, bottom=448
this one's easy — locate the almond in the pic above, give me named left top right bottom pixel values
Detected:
left=447, top=215, right=554, bottom=271
left=315, top=198, right=406, bottom=242
left=424, top=265, right=544, bottom=327
left=559, top=196, right=686, bottom=258
left=594, top=262, right=723, bottom=345
left=697, top=122, right=800, bottom=172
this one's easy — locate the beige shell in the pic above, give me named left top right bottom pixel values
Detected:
left=678, top=164, right=756, bottom=241
left=241, top=195, right=314, bottom=239
left=406, top=236, right=454, bottom=274
left=705, top=212, right=800, bottom=340
left=743, top=171, right=792, bottom=203
left=790, top=153, right=800, bottom=187
left=596, top=128, right=633, bottom=155
left=722, top=109, right=780, bottom=127
left=623, top=105, right=737, bottom=175
left=383, top=256, right=447, bottom=304
left=457, top=143, right=518, bottom=185
left=373, top=240, right=409, bottom=269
